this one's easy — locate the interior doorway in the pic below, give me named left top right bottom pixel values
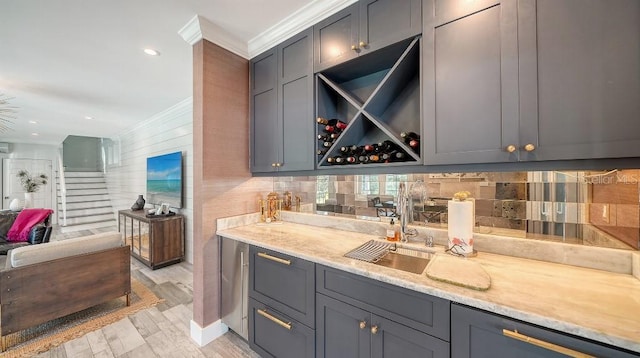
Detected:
left=2, top=158, right=53, bottom=210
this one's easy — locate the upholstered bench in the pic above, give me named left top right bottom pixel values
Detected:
left=0, top=231, right=131, bottom=351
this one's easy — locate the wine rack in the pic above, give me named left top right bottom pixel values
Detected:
left=316, top=36, right=422, bottom=168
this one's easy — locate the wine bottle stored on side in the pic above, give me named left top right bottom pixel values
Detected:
left=401, top=131, right=420, bottom=143
left=317, top=134, right=330, bottom=141
left=409, top=139, right=420, bottom=151
left=317, top=117, right=348, bottom=130
left=322, top=141, right=334, bottom=148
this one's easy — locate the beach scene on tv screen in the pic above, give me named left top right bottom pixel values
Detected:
left=147, top=152, right=182, bottom=208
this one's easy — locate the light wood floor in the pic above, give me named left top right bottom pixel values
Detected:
left=31, top=226, right=260, bottom=358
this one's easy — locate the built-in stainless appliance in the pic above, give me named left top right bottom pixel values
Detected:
left=220, top=237, right=249, bottom=340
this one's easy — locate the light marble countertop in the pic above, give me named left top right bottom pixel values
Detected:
left=217, top=220, right=640, bottom=354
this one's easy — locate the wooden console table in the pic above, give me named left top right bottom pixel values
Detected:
left=118, top=209, right=184, bottom=270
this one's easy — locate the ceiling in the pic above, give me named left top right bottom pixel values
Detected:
left=0, top=0, right=328, bottom=145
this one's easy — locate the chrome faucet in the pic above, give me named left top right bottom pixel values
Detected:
left=397, top=183, right=412, bottom=243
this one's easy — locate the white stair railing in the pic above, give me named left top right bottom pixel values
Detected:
left=57, top=148, right=67, bottom=226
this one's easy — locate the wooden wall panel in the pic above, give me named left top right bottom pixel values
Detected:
left=192, top=39, right=272, bottom=328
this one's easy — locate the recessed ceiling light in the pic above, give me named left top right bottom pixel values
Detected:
left=31, top=133, right=39, bottom=136
left=85, top=116, right=94, bottom=120
left=144, top=48, right=160, bottom=56
left=28, top=120, right=37, bottom=124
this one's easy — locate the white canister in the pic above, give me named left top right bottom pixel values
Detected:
left=447, top=199, right=474, bottom=255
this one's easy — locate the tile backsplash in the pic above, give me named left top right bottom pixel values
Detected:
left=272, top=170, right=640, bottom=250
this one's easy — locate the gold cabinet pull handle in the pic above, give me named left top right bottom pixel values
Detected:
left=271, top=163, right=277, bottom=167
left=351, top=44, right=358, bottom=51
left=359, top=321, right=367, bottom=329
left=257, top=309, right=292, bottom=330
left=502, top=329, right=595, bottom=358
left=505, top=144, right=517, bottom=153
left=359, top=41, right=367, bottom=48
left=257, top=252, right=291, bottom=265
left=370, top=325, right=378, bottom=334
left=523, top=143, right=536, bottom=152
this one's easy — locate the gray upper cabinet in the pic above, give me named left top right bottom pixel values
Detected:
left=423, top=0, right=519, bottom=165
left=251, top=29, right=314, bottom=173
left=518, top=0, right=640, bottom=161
left=250, top=49, right=279, bottom=172
left=424, top=0, right=640, bottom=165
left=315, top=0, right=422, bottom=72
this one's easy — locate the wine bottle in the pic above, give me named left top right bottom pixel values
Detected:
left=317, top=134, right=330, bottom=141
left=334, top=156, right=347, bottom=165
left=409, top=139, right=420, bottom=150
left=382, top=151, right=406, bottom=162
left=346, top=156, right=359, bottom=164
left=358, top=155, right=370, bottom=164
left=364, top=144, right=380, bottom=153
left=330, top=132, right=341, bottom=140
left=317, top=149, right=328, bottom=156
left=378, top=140, right=398, bottom=152
left=401, top=131, right=420, bottom=143
left=369, top=154, right=382, bottom=162
left=317, top=117, right=348, bottom=130
left=322, top=141, right=334, bottom=148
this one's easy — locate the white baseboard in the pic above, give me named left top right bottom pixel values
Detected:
left=190, top=319, right=229, bottom=347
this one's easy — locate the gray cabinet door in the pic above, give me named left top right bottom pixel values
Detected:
left=359, top=0, right=421, bottom=54
left=250, top=49, right=280, bottom=172
left=371, top=314, right=449, bottom=358
left=279, top=29, right=315, bottom=171
left=316, top=293, right=371, bottom=358
left=249, top=298, right=315, bottom=358
left=518, top=0, right=640, bottom=161
left=451, top=303, right=637, bottom=358
left=314, top=4, right=359, bottom=72
left=423, top=0, right=519, bottom=165
left=249, top=245, right=316, bottom=328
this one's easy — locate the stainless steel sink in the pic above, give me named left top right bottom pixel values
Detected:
left=344, top=240, right=435, bottom=274
left=374, top=247, right=433, bottom=274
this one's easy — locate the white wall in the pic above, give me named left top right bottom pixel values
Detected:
left=0, top=142, right=61, bottom=223
left=104, top=98, right=195, bottom=263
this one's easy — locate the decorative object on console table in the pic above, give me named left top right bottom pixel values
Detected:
left=258, top=192, right=282, bottom=223
left=447, top=191, right=475, bottom=256
left=131, top=194, right=146, bottom=211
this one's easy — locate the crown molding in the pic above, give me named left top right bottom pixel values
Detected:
left=247, top=0, right=358, bottom=58
left=178, top=15, right=249, bottom=59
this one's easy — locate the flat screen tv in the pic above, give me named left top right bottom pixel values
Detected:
left=146, top=151, right=183, bottom=209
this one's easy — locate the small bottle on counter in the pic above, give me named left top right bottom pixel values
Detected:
left=386, top=219, right=399, bottom=242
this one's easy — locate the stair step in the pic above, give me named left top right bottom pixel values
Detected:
left=61, top=171, right=105, bottom=178
left=62, top=194, right=110, bottom=203
left=63, top=213, right=115, bottom=225
left=58, top=201, right=112, bottom=210
left=60, top=207, right=113, bottom=217
left=65, top=188, right=109, bottom=196
left=58, top=183, right=107, bottom=190
left=61, top=177, right=106, bottom=184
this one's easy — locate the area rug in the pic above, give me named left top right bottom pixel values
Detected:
left=1, top=278, right=163, bottom=358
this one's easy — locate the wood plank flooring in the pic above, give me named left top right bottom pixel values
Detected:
left=32, top=226, right=260, bottom=358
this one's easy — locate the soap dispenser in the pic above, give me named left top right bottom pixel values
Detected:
left=386, top=219, right=399, bottom=242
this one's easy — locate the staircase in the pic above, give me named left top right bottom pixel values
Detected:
left=57, top=171, right=117, bottom=232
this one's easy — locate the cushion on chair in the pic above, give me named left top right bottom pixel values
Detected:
left=0, top=211, right=19, bottom=239
left=9, top=231, right=123, bottom=268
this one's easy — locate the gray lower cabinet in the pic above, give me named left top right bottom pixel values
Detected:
left=314, top=0, right=421, bottom=72
left=248, top=245, right=315, bottom=357
left=248, top=298, right=315, bottom=358
left=251, top=28, right=314, bottom=173
left=451, top=303, right=638, bottom=358
left=317, top=294, right=449, bottom=358
left=316, top=264, right=450, bottom=358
